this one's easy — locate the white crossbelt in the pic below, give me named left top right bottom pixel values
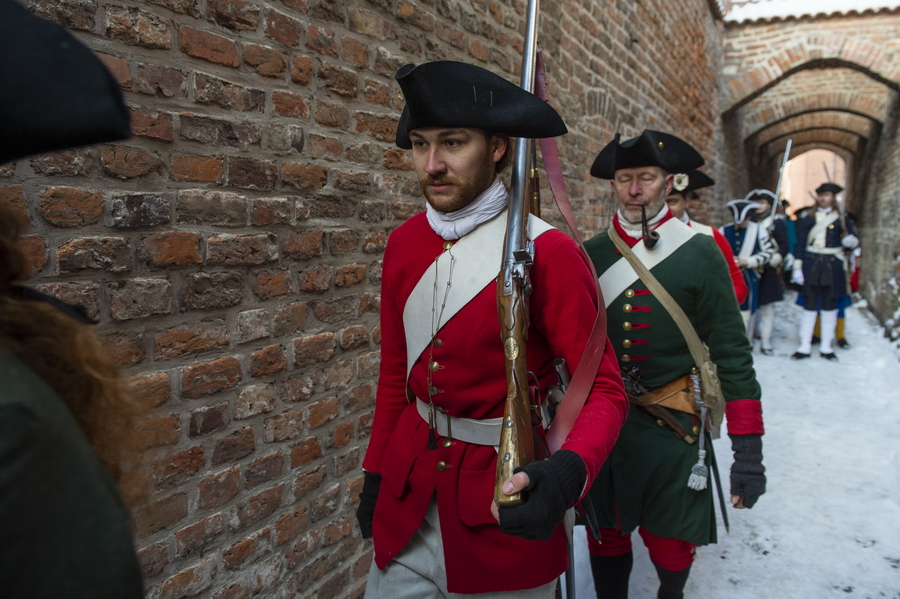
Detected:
left=415, top=398, right=502, bottom=446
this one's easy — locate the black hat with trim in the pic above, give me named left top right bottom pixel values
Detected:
left=0, top=0, right=131, bottom=164
left=671, top=169, right=715, bottom=194
left=590, top=130, right=705, bottom=179
left=744, top=189, right=777, bottom=204
left=394, top=61, right=567, bottom=150
left=815, top=182, right=844, bottom=194
left=725, top=199, right=762, bottom=224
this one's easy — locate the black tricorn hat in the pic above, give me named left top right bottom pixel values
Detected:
left=671, top=169, right=714, bottom=194
left=394, top=61, right=567, bottom=149
left=0, top=0, right=131, bottom=164
left=725, top=199, right=762, bottom=224
left=744, top=189, right=776, bottom=204
left=590, top=130, right=705, bottom=179
left=816, top=182, right=844, bottom=195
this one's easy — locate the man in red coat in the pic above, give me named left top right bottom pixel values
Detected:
left=356, top=60, right=628, bottom=597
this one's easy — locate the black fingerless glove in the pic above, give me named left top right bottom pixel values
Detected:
left=729, top=433, right=766, bottom=509
left=356, top=471, right=381, bottom=539
left=498, top=449, right=586, bottom=542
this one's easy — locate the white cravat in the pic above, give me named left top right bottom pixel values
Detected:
left=425, top=176, right=508, bottom=240
left=616, top=204, right=670, bottom=239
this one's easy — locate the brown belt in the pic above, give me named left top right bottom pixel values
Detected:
left=627, top=374, right=698, bottom=445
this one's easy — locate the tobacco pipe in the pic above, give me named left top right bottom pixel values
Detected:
left=641, top=205, right=659, bottom=249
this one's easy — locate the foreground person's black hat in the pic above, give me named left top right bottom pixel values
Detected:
left=394, top=61, right=567, bottom=149
left=0, top=0, right=131, bottom=164
left=672, top=169, right=715, bottom=194
left=590, top=130, right=705, bottom=179
left=815, top=182, right=844, bottom=195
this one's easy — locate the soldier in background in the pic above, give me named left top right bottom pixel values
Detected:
left=748, top=190, right=790, bottom=355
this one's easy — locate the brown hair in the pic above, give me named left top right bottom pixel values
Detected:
left=0, top=202, right=147, bottom=505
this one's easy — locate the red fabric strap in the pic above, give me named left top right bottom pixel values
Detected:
left=534, top=52, right=609, bottom=454
left=725, top=399, right=765, bottom=435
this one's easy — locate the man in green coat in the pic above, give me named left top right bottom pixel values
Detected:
left=583, top=130, right=766, bottom=599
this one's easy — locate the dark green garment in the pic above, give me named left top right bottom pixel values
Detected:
left=583, top=228, right=760, bottom=545
left=0, top=345, right=143, bottom=598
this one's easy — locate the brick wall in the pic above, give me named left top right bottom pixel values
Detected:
left=5, top=0, right=724, bottom=597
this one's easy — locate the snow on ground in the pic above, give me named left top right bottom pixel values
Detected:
left=568, top=292, right=900, bottom=598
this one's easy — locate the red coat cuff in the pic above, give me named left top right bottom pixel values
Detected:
left=725, top=399, right=764, bottom=435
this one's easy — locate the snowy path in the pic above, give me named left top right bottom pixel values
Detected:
left=571, top=293, right=900, bottom=598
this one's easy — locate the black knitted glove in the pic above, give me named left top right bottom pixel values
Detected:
left=356, top=471, right=381, bottom=539
left=729, top=433, right=766, bottom=509
left=498, top=449, right=586, bottom=542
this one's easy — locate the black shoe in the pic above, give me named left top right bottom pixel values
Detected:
left=811, top=336, right=820, bottom=345
left=791, top=352, right=810, bottom=360
left=820, top=352, right=838, bottom=361
left=761, top=348, right=774, bottom=356
left=837, top=339, right=851, bottom=349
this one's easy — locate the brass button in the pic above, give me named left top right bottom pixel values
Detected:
left=434, top=338, right=443, bottom=348
left=622, top=339, right=632, bottom=348
left=429, top=385, right=439, bottom=396
left=429, top=361, right=440, bottom=372
left=443, top=241, right=453, bottom=250
left=623, top=304, right=632, bottom=313
left=442, top=439, right=452, bottom=448
left=625, top=289, right=635, bottom=298
left=437, top=461, right=448, bottom=471
left=657, top=419, right=665, bottom=427
left=692, top=425, right=700, bottom=435
left=658, top=141, right=664, bottom=150
left=621, top=354, right=631, bottom=363
left=623, top=322, right=632, bottom=331
left=828, top=224, right=834, bottom=230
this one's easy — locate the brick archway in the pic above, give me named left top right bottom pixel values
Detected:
left=753, top=111, right=875, bottom=147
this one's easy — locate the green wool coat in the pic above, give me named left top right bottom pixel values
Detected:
left=583, top=226, right=761, bottom=546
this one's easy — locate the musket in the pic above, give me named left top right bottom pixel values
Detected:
left=494, top=0, right=541, bottom=508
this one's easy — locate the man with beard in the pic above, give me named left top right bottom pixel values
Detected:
left=790, top=182, right=858, bottom=361
left=665, top=169, right=748, bottom=304
left=582, top=130, right=766, bottom=599
left=356, top=61, right=628, bottom=598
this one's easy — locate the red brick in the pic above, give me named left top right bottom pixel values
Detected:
left=106, top=6, right=172, bottom=49
left=323, top=516, right=353, bottom=546
left=284, top=230, right=324, bottom=260
left=97, top=52, right=132, bottom=87
left=142, top=231, right=203, bottom=268
left=266, top=8, right=301, bottom=46
left=324, top=361, right=353, bottom=390
left=234, top=485, right=282, bottom=531
left=318, top=63, right=358, bottom=97
left=137, top=543, right=168, bottom=578
left=275, top=506, right=308, bottom=546
left=358, top=412, right=374, bottom=439
left=251, top=198, right=291, bottom=226
left=355, top=111, right=398, bottom=141
left=298, top=265, right=333, bottom=293
left=209, top=0, right=259, bottom=30
left=176, top=514, right=225, bottom=558
left=314, top=100, right=351, bottom=128
left=283, top=375, right=316, bottom=404
left=223, top=528, right=271, bottom=571
left=18, top=237, right=47, bottom=278
left=39, top=187, right=103, bottom=227
left=309, top=484, right=341, bottom=522
left=329, top=229, right=359, bottom=255
left=237, top=309, right=270, bottom=344
left=182, top=357, right=242, bottom=399
left=250, top=345, right=287, bottom=378
left=242, top=43, right=286, bottom=76
left=253, top=271, right=291, bottom=299
left=263, top=410, right=303, bottom=443
left=135, top=372, right=171, bottom=408
left=282, top=163, right=326, bottom=189
left=213, top=428, right=255, bottom=465
left=342, top=36, right=369, bottom=69
left=364, top=78, right=393, bottom=108
left=332, top=422, right=354, bottom=448
left=311, top=296, right=358, bottom=324
left=397, top=0, right=434, bottom=31
left=99, top=331, right=144, bottom=367
left=130, top=108, right=174, bottom=141
left=348, top=8, right=395, bottom=40
left=155, top=320, right=228, bottom=359
left=335, top=264, right=366, bottom=288
left=374, top=46, right=405, bottom=78
left=358, top=292, right=380, bottom=315
left=194, top=74, right=264, bottom=112
left=290, top=438, right=323, bottom=471
left=339, top=325, right=370, bottom=350
left=57, top=237, right=131, bottom=274
left=207, top=233, right=277, bottom=266
left=134, top=492, right=188, bottom=536
left=306, top=24, right=338, bottom=57
left=179, top=113, right=261, bottom=148
left=228, top=157, right=277, bottom=190
left=180, top=25, right=239, bottom=66
left=182, top=272, right=243, bottom=311
left=272, top=91, right=310, bottom=119
left=198, top=468, right=240, bottom=509
left=293, top=466, right=326, bottom=500
left=343, top=383, right=373, bottom=412
left=293, top=332, right=336, bottom=367
left=334, top=169, right=368, bottom=192
left=383, top=147, right=414, bottom=170
left=160, top=560, right=215, bottom=599
left=171, top=154, right=224, bottom=183
left=134, top=63, right=187, bottom=98
left=0, top=186, right=28, bottom=225
left=213, top=583, right=250, bottom=599
left=189, top=403, right=230, bottom=438
left=308, top=134, right=343, bottom=159
left=308, top=397, right=339, bottom=428
left=284, top=531, right=320, bottom=570
left=274, top=302, right=309, bottom=336
left=236, top=383, right=277, bottom=419
left=177, top=189, right=246, bottom=226
left=101, top=145, right=163, bottom=178
left=290, top=55, right=313, bottom=85
left=357, top=351, right=380, bottom=378
left=245, top=454, right=285, bottom=488
left=153, top=446, right=205, bottom=490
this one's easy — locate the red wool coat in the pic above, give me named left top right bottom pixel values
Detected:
left=362, top=212, right=627, bottom=594
left=689, top=220, right=749, bottom=305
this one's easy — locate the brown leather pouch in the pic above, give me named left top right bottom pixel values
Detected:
left=627, top=374, right=697, bottom=415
